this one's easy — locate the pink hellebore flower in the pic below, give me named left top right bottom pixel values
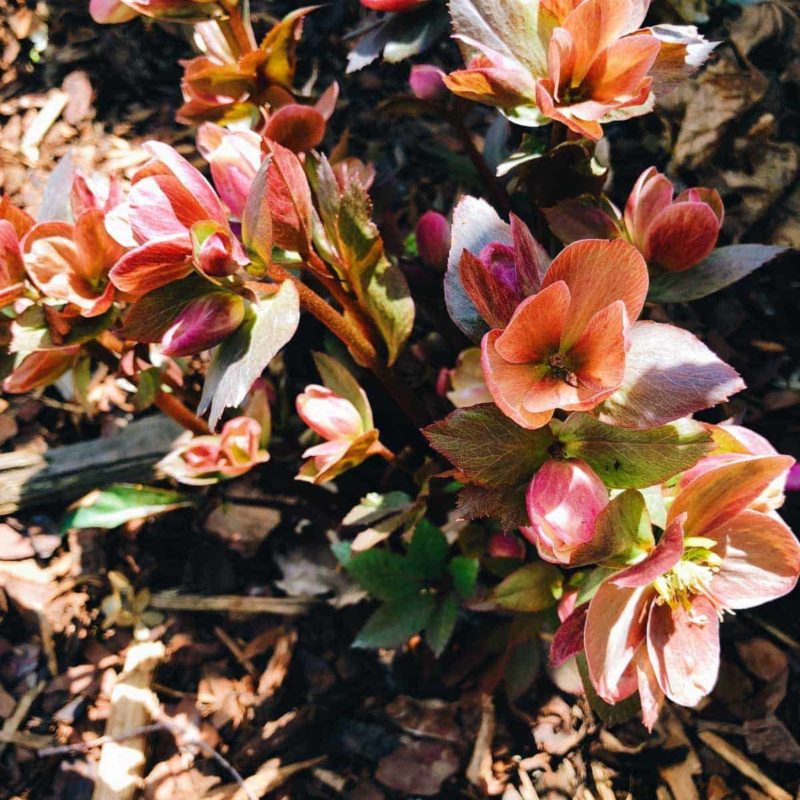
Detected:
left=109, top=141, right=248, bottom=296
left=409, top=65, right=449, bottom=102
left=90, top=0, right=220, bottom=24
left=487, top=532, right=526, bottom=560
left=624, top=167, right=723, bottom=272
left=159, top=416, right=269, bottom=486
left=445, top=0, right=716, bottom=140
left=416, top=210, right=451, bottom=272
left=23, top=174, right=127, bottom=318
left=296, top=384, right=386, bottom=484
left=0, top=196, right=35, bottom=308
left=481, top=239, right=648, bottom=429
left=521, top=459, right=609, bottom=564
left=581, top=455, right=800, bottom=729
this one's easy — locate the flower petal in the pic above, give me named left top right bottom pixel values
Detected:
left=495, top=281, right=569, bottom=363
left=645, top=201, right=721, bottom=272
left=669, top=454, right=795, bottom=537
left=585, top=581, right=653, bottom=703
left=647, top=594, right=720, bottom=707
left=542, top=239, right=648, bottom=347
left=550, top=603, right=588, bottom=668
left=635, top=645, right=664, bottom=731
left=109, top=235, right=193, bottom=295
left=481, top=329, right=555, bottom=430
left=612, top=514, right=685, bottom=588
left=708, top=510, right=800, bottom=609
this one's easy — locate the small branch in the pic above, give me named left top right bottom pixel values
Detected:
left=264, top=267, right=429, bottom=428
left=452, top=113, right=513, bottom=217
left=154, top=391, right=210, bottom=436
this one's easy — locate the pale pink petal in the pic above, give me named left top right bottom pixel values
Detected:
left=669, top=454, right=795, bottom=538
left=624, top=168, right=674, bottom=251
left=296, top=385, right=363, bottom=441
left=585, top=581, right=653, bottom=703
left=647, top=594, right=720, bottom=707
left=635, top=645, right=664, bottom=731
left=708, top=510, right=800, bottom=609
left=129, top=176, right=211, bottom=242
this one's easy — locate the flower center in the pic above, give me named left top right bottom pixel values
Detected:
left=547, top=353, right=579, bottom=387
left=652, top=541, right=728, bottom=621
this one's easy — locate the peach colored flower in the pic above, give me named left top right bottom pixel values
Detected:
left=445, top=0, right=715, bottom=140
left=159, top=416, right=269, bottom=485
left=481, top=239, right=648, bottom=429
left=296, top=384, right=387, bottom=484
left=580, top=455, right=800, bottom=729
left=109, top=141, right=248, bottom=297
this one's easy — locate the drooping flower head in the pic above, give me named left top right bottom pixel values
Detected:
left=0, top=196, right=35, bottom=308
left=560, top=456, right=800, bottom=729
left=296, top=384, right=387, bottom=484
left=444, top=0, right=716, bottom=139
left=159, top=416, right=269, bottom=485
left=545, top=167, right=724, bottom=273
left=109, top=141, right=248, bottom=297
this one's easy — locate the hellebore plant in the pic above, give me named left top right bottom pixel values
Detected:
left=0, top=0, right=795, bottom=735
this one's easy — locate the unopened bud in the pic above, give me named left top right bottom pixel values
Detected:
left=409, top=64, right=448, bottom=102
left=416, top=210, right=450, bottom=272
left=161, top=291, right=246, bottom=357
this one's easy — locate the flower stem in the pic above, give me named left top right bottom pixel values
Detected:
left=265, top=266, right=428, bottom=427
left=452, top=111, right=513, bottom=217
left=85, top=341, right=210, bottom=436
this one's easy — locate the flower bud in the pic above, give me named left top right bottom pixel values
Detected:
left=478, top=241, right=518, bottom=295
left=409, top=65, right=448, bottom=102
left=296, top=385, right=364, bottom=442
left=487, top=532, right=525, bottom=560
left=161, top=291, right=246, bottom=357
left=191, top=221, right=247, bottom=277
left=521, top=459, right=608, bottom=564
left=416, top=211, right=450, bottom=272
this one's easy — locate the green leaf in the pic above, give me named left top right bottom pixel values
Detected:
left=406, top=520, right=448, bottom=580
left=426, top=593, right=459, bottom=658
left=199, top=280, right=300, bottom=428
left=331, top=540, right=352, bottom=567
left=576, top=652, right=641, bottom=724
left=424, top=404, right=554, bottom=488
left=504, top=639, right=542, bottom=702
left=575, top=566, right=615, bottom=605
left=449, top=556, right=479, bottom=599
left=313, top=351, right=373, bottom=430
left=354, top=593, right=436, bottom=649
left=594, top=490, right=654, bottom=565
left=648, top=245, right=788, bottom=303
left=559, top=413, right=713, bottom=488
left=61, top=484, right=192, bottom=532
left=493, top=562, right=563, bottom=612
left=337, top=182, right=414, bottom=365
left=242, top=154, right=273, bottom=271
left=342, top=491, right=413, bottom=527
left=346, top=549, right=421, bottom=602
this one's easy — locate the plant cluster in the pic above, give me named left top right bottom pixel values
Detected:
left=2, top=0, right=797, bottom=730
